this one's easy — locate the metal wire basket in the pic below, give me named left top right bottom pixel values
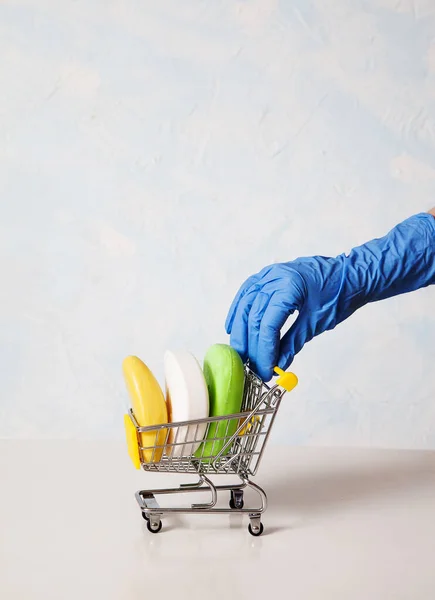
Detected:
left=124, top=365, right=297, bottom=536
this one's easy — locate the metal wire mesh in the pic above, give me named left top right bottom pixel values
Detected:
left=129, top=368, right=285, bottom=477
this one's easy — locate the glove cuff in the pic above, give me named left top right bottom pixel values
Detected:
left=339, top=213, right=435, bottom=318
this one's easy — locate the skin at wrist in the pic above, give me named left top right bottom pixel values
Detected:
left=429, top=207, right=435, bottom=217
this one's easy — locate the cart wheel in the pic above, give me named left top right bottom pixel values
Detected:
left=147, top=518, right=162, bottom=534
left=141, top=511, right=149, bottom=521
left=229, top=490, right=244, bottom=510
left=248, top=522, right=264, bottom=537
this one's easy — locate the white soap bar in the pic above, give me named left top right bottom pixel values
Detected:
left=164, top=350, right=209, bottom=458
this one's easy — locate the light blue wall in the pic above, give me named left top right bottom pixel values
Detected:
left=1, top=0, right=435, bottom=446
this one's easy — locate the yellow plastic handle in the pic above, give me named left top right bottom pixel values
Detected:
left=273, top=367, right=298, bottom=392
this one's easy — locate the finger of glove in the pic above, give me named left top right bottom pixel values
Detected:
left=225, top=265, right=276, bottom=334
left=247, top=291, right=272, bottom=374
left=229, top=286, right=261, bottom=361
left=225, top=274, right=261, bottom=334
left=255, top=292, right=301, bottom=381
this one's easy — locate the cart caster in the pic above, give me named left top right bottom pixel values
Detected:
left=248, top=521, right=264, bottom=537
left=229, top=489, right=244, bottom=510
left=141, top=511, right=149, bottom=521
left=146, top=517, right=162, bottom=534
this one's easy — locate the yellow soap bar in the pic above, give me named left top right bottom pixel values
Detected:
left=122, top=356, right=168, bottom=463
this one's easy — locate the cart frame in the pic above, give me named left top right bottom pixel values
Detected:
left=125, top=366, right=297, bottom=536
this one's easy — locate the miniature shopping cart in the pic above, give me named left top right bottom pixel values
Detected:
left=124, top=366, right=297, bottom=536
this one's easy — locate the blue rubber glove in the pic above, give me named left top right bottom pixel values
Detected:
left=226, top=213, right=435, bottom=381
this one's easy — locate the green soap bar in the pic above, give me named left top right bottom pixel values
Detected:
left=195, top=344, right=245, bottom=462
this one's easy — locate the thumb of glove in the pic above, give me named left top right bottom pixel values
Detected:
left=277, top=312, right=312, bottom=371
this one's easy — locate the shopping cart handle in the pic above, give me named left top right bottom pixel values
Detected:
left=273, top=367, right=298, bottom=392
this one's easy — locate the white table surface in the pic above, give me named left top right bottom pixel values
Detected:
left=1, top=440, right=435, bottom=600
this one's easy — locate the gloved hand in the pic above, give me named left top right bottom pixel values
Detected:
left=226, top=213, right=435, bottom=381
